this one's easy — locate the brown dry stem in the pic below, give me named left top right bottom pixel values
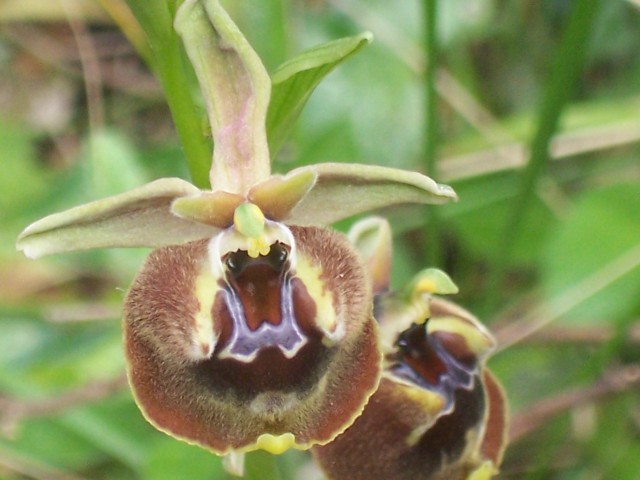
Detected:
left=509, top=363, right=640, bottom=443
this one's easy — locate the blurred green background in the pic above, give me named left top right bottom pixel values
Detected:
left=1, top=0, right=640, bottom=478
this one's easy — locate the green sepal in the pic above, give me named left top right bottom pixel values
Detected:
left=283, top=163, right=457, bottom=225
left=348, top=217, right=392, bottom=294
left=16, top=178, right=216, bottom=258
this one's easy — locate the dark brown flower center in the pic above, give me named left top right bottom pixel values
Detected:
left=216, top=243, right=309, bottom=362
left=388, top=322, right=476, bottom=413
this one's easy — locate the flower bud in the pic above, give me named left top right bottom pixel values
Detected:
left=313, top=297, right=508, bottom=480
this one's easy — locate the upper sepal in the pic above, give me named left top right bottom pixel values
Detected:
left=175, top=0, right=271, bottom=193
left=16, top=178, right=216, bottom=259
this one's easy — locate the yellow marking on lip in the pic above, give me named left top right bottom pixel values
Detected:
left=296, top=256, right=337, bottom=339
left=254, top=432, right=297, bottom=455
left=395, top=382, right=447, bottom=447
left=467, top=460, right=497, bottom=480
left=396, top=381, right=446, bottom=415
left=427, top=316, right=495, bottom=358
left=192, top=266, right=219, bottom=358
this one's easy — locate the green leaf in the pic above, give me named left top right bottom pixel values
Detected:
left=143, top=440, right=227, bottom=480
left=62, top=407, right=148, bottom=469
left=283, top=163, right=457, bottom=225
left=485, top=0, right=602, bottom=309
left=0, top=121, right=52, bottom=254
left=445, top=172, right=555, bottom=267
left=0, top=122, right=43, bottom=212
left=17, top=178, right=215, bottom=258
left=0, top=423, right=104, bottom=473
left=267, top=32, right=373, bottom=157
left=175, top=0, right=271, bottom=193
left=542, top=183, right=640, bottom=325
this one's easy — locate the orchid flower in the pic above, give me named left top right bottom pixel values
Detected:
left=16, top=0, right=458, bottom=461
left=313, top=218, right=509, bottom=480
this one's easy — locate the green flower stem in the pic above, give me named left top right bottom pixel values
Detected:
left=158, top=52, right=212, bottom=188
left=123, top=0, right=211, bottom=188
left=484, top=0, right=602, bottom=314
left=422, top=0, right=441, bottom=266
left=244, top=451, right=283, bottom=480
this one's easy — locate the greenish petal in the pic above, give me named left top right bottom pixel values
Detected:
left=17, top=178, right=217, bottom=259
left=267, top=32, right=373, bottom=156
left=248, top=169, right=317, bottom=221
left=283, top=163, right=457, bottom=225
left=175, top=0, right=271, bottom=194
left=171, top=190, right=244, bottom=228
left=170, top=170, right=318, bottom=227
left=347, top=217, right=392, bottom=294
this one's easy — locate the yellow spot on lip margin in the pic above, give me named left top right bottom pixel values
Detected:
left=467, top=460, right=498, bottom=480
left=190, top=267, right=219, bottom=359
left=295, top=256, right=339, bottom=340
left=254, top=433, right=297, bottom=455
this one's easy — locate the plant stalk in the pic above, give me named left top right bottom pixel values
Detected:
left=484, top=0, right=602, bottom=315
left=423, top=0, right=441, bottom=267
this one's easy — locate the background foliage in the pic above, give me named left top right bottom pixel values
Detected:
left=1, top=0, right=640, bottom=478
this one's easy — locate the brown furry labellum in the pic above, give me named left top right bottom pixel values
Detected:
left=313, top=298, right=508, bottom=480
left=123, top=224, right=381, bottom=454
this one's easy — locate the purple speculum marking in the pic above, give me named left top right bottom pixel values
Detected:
left=389, top=323, right=477, bottom=414
left=217, top=245, right=308, bottom=362
left=219, top=276, right=307, bottom=361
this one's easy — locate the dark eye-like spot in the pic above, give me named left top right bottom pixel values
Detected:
left=225, top=253, right=243, bottom=274
left=270, top=243, right=288, bottom=269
